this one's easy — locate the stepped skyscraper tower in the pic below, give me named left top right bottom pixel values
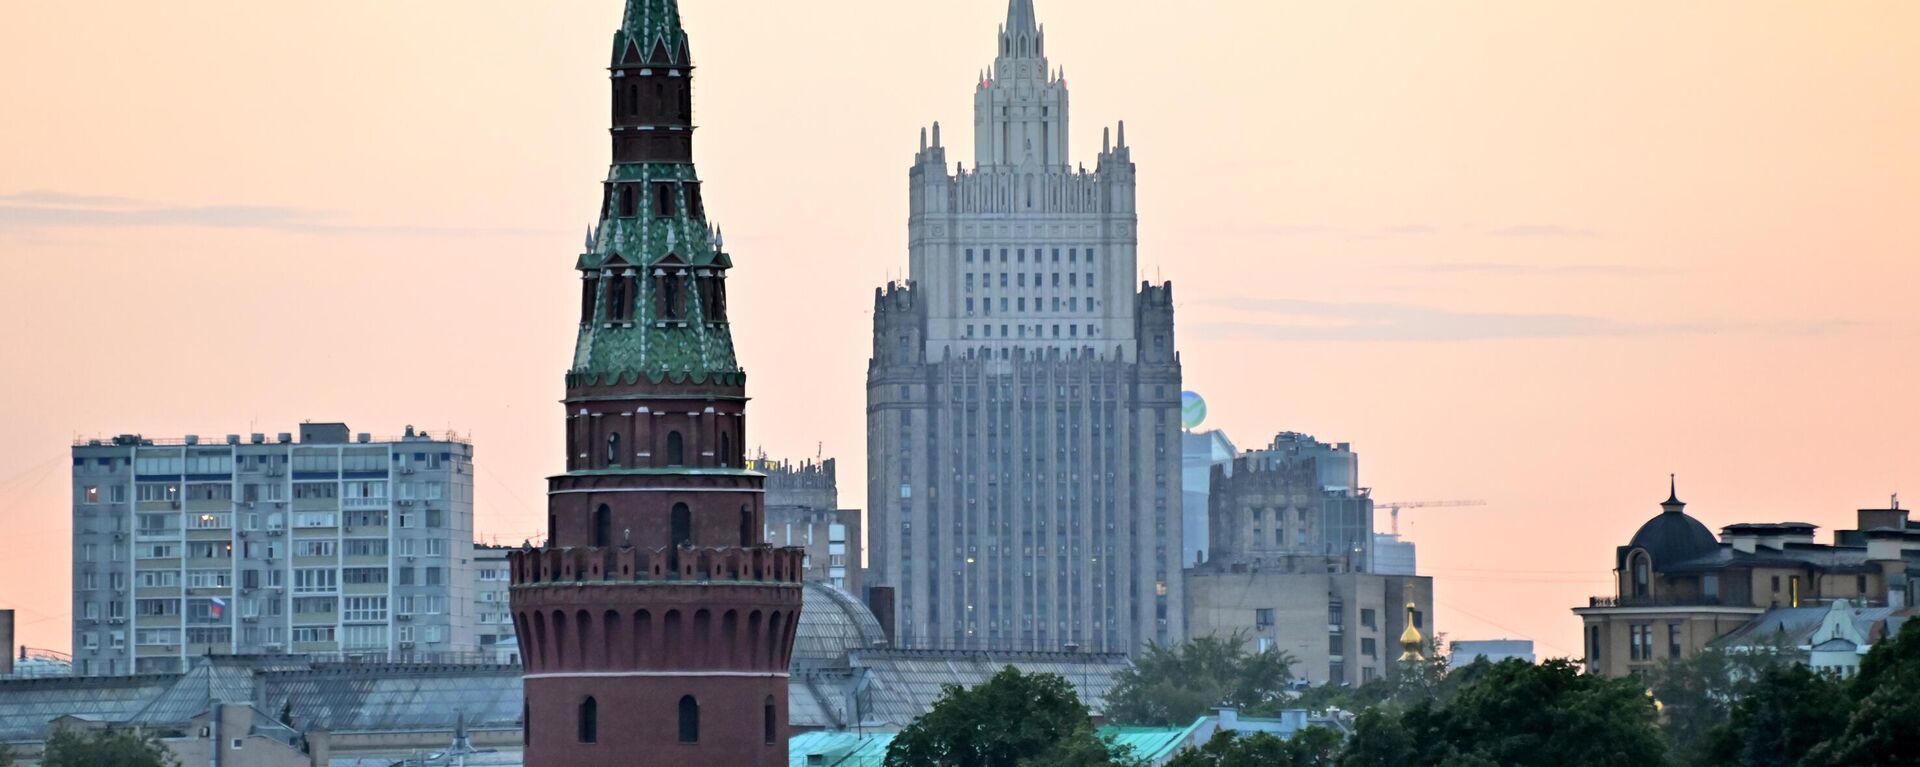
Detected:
left=868, top=0, right=1184, bottom=654
left=509, top=2, right=802, bottom=765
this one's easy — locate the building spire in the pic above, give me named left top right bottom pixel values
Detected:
left=615, top=0, right=689, bottom=66
left=1663, top=473, right=1684, bottom=512
left=1006, top=0, right=1038, bottom=36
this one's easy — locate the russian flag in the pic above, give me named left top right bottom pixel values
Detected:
left=210, top=597, right=226, bottom=618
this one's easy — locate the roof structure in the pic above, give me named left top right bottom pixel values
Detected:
left=793, top=583, right=889, bottom=668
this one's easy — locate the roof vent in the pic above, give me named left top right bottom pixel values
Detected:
left=357, top=433, right=371, bottom=444
left=276, top=433, right=293, bottom=444
left=225, top=435, right=241, bottom=445
left=184, top=435, right=200, bottom=445
left=250, top=433, right=266, bottom=444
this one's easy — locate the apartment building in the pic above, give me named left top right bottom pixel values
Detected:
left=70, top=423, right=475, bottom=675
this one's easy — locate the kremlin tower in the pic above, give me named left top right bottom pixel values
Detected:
left=508, top=2, right=802, bottom=765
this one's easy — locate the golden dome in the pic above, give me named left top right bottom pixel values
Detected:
left=1397, top=601, right=1426, bottom=663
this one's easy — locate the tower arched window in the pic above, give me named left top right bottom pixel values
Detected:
left=671, top=503, right=691, bottom=549
left=739, top=506, right=752, bottom=546
left=666, top=431, right=684, bottom=466
left=618, top=186, right=636, bottom=217
left=763, top=696, right=777, bottom=745
left=718, top=432, right=732, bottom=468
left=1630, top=551, right=1651, bottom=599
left=580, top=274, right=596, bottom=324
left=578, top=696, right=597, bottom=743
left=655, top=81, right=666, bottom=117
left=546, top=512, right=556, bottom=547
left=608, top=276, right=627, bottom=322
left=678, top=695, right=700, bottom=743
left=607, top=432, right=622, bottom=466
left=593, top=504, right=611, bottom=548
left=626, top=83, right=639, bottom=116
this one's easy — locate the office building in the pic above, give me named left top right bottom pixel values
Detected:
left=757, top=457, right=862, bottom=591
left=867, top=0, right=1183, bottom=654
left=505, top=1, right=803, bottom=764
left=1181, top=429, right=1236, bottom=569
left=70, top=423, right=475, bottom=676
left=1573, top=483, right=1920, bottom=677
left=1184, top=432, right=1433, bottom=686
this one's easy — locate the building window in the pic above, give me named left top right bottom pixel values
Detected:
left=1254, top=608, right=1274, bottom=628
left=764, top=696, right=777, bottom=745
left=667, top=431, right=684, bottom=466
left=579, top=696, right=598, bottom=744
left=1361, top=609, right=1377, bottom=630
left=594, top=504, right=612, bottom=548
left=678, top=695, right=700, bottom=743
left=1667, top=623, right=1682, bottom=659
left=671, top=503, right=691, bottom=549
left=653, top=182, right=675, bottom=217
left=1362, top=638, right=1377, bottom=657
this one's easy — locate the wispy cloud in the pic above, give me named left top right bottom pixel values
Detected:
left=1407, top=261, right=1669, bottom=276
left=0, top=189, right=555, bottom=237
left=1488, top=224, right=1601, bottom=239
left=1189, top=296, right=1853, bottom=342
left=1226, top=223, right=1438, bottom=239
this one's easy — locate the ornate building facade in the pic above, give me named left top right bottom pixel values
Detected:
left=508, top=2, right=802, bottom=765
left=868, top=0, right=1183, bottom=654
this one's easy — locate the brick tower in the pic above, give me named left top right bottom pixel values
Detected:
left=508, top=2, right=803, bottom=765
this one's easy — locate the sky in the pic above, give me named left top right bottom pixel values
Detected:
left=1, top=0, right=1916, bottom=661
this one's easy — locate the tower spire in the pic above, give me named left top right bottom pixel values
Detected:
left=1006, top=0, right=1038, bottom=35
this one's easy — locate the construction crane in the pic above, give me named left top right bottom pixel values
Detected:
left=1374, top=499, right=1486, bottom=536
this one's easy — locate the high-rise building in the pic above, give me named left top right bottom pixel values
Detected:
left=867, top=0, right=1183, bottom=654
left=506, top=2, right=802, bottom=765
left=473, top=544, right=518, bottom=664
left=1181, top=429, right=1237, bottom=568
left=757, top=457, right=862, bottom=592
left=69, top=424, right=476, bottom=676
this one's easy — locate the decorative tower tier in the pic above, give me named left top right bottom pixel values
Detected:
left=509, top=2, right=802, bottom=765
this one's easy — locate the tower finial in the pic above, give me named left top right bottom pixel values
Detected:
left=1663, top=474, right=1685, bottom=512
left=1398, top=601, right=1426, bottom=663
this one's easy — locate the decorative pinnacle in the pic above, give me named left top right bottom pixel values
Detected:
left=1006, top=0, right=1038, bottom=35
left=1664, top=474, right=1684, bottom=510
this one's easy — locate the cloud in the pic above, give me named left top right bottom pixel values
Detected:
left=1225, top=223, right=1437, bottom=239
left=1488, top=224, right=1601, bottom=239
left=0, top=189, right=555, bottom=237
left=1188, top=297, right=1853, bottom=342
left=1407, top=261, right=1669, bottom=276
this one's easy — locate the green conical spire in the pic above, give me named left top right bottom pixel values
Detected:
left=613, top=0, right=689, bottom=67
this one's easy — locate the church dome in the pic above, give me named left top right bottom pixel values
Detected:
left=1623, top=480, right=1721, bottom=570
left=791, top=583, right=888, bottom=668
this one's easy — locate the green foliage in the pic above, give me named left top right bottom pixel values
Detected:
left=885, top=666, right=1137, bottom=767
left=1806, top=618, right=1920, bottom=766
left=40, top=727, right=177, bottom=767
left=0, top=740, right=14, bottom=767
left=1292, top=637, right=1467, bottom=715
left=1695, top=663, right=1847, bottom=767
left=1647, top=638, right=1797, bottom=758
left=1166, top=728, right=1342, bottom=767
left=1105, top=634, right=1294, bottom=726
left=1341, top=659, right=1669, bottom=767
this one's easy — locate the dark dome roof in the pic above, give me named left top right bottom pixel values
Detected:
left=1626, top=509, right=1721, bottom=569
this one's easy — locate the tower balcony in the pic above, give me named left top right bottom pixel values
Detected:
left=508, top=544, right=805, bottom=587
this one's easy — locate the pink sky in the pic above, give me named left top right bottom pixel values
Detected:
left=2, top=1, right=1916, bottom=660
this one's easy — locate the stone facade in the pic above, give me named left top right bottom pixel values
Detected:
left=758, top=458, right=862, bottom=592
left=507, top=2, right=801, bottom=765
left=867, top=0, right=1183, bottom=655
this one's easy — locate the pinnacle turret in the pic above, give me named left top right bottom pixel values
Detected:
left=1006, top=0, right=1038, bottom=36
left=614, top=0, right=688, bottom=66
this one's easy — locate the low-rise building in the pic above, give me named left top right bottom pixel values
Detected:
left=1573, top=484, right=1920, bottom=677
left=1448, top=639, right=1535, bottom=666
left=756, top=457, right=862, bottom=592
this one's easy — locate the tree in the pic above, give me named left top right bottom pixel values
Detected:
left=40, top=727, right=177, bottom=767
left=1167, top=728, right=1343, bottom=767
left=1806, top=618, right=1920, bottom=766
left=1341, top=659, right=1670, bottom=767
left=1105, top=635, right=1294, bottom=726
left=1647, top=637, right=1796, bottom=758
left=1694, top=664, right=1847, bottom=767
left=0, top=741, right=15, bottom=767
left=885, top=666, right=1138, bottom=767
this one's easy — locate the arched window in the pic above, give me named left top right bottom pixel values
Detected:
left=593, top=504, right=611, bottom=548
left=546, top=512, right=556, bottom=547
left=739, top=507, right=753, bottom=546
left=763, top=696, right=777, bottom=745
left=1631, top=552, right=1651, bottom=598
left=578, top=696, right=597, bottom=743
left=666, top=431, right=684, bottom=466
left=618, top=186, right=635, bottom=217
left=718, top=432, right=732, bottom=468
left=606, top=432, right=621, bottom=466
left=655, top=81, right=666, bottom=117
left=671, top=503, right=691, bottom=549
left=608, top=276, right=627, bottom=322
left=626, top=83, right=638, bottom=116
left=678, top=695, right=699, bottom=743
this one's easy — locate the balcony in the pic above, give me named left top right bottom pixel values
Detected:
left=1585, top=594, right=1734, bottom=608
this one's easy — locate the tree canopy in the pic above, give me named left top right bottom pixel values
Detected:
left=1166, top=728, right=1342, bottom=767
left=1105, top=635, right=1294, bottom=726
left=1341, top=658, right=1670, bottom=767
left=885, top=666, right=1138, bottom=767
left=1805, top=618, right=1920, bottom=766
left=40, top=728, right=176, bottom=767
